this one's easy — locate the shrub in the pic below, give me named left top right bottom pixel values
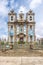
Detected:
left=18, top=41, right=25, bottom=44
left=6, top=42, right=9, bottom=45
left=1, top=41, right=4, bottom=45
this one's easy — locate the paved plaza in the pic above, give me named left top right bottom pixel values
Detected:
left=0, top=57, right=43, bottom=65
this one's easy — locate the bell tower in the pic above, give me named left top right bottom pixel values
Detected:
left=26, top=9, right=35, bottom=22
left=26, top=9, right=35, bottom=43
left=8, top=9, right=17, bottom=22
left=8, top=10, right=17, bottom=45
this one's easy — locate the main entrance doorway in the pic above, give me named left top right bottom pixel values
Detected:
left=20, top=37, right=23, bottom=42
left=17, top=33, right=26, bottom=44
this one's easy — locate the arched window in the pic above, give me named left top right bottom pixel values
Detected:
left=11, top=16, right=13, bottom=21
left=11, top=25, right=13, bottom=29
left=30, top=16, right=32, bottom=21
left=30, top=25, right=32, bottom=30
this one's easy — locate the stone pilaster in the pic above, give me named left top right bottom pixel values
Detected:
left=26, top=24, right=28, bottom=43
left=14, top=25, right=16, bottom=43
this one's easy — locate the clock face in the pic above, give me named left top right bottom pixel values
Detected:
left=10, top=30, right=14, bottom=36
left=28, top=29, right=34, bottom=36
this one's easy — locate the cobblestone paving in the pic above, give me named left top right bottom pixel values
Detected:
left=0, top=57, right=43, bottom=65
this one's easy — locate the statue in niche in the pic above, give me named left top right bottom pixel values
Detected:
left=19, top=11, right=23, bottom=20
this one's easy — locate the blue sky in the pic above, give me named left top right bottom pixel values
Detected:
left=0, top=0, right=43, bottom=39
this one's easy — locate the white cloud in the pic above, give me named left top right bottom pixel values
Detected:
left=35, top=21, right=43, bottom=38
left=0, top=20, right=8, bottom=38
left=0, top=21, right=8, bottom=33
left=10, top=0, right=15, bottom=9
left=10, top=0, right=18, bottom=9
left=29, top=0, right=42, bottom=9
left=0, top=0, right=9, bottom=16
left=1, top=34, right=8, bottom=41
left=18, top=6, right=27, bottom=13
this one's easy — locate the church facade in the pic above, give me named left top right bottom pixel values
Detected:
left=8, top=9, right=36, bottom=45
